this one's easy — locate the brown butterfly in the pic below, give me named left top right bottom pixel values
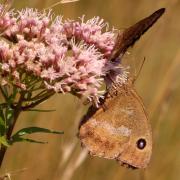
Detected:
left=78, top=8, right=165, bottom=169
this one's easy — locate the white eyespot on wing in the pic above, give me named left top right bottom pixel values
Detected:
left=90, top=119, right=131, bottom=137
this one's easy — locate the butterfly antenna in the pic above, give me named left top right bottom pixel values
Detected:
left=133, top=57, right=146, bottom=83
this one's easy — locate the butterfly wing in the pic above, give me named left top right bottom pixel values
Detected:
left=110, top=8, right=165, bottom=61
left=79, top=83, right=152, bottom=168
left=115, top=85, right=152, bottom=168
left=79, top=95, right=130, bottom=159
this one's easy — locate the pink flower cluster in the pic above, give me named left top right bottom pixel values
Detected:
left=0, top=4, right=127, bottom=103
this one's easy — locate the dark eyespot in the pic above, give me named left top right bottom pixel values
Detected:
left=136, top=138, right=146, bottom=150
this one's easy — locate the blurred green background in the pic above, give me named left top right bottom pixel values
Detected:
left=0, top=0, right=180, bottom=179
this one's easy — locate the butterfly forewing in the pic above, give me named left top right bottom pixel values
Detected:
left=110, top=8, right=165, bottom=61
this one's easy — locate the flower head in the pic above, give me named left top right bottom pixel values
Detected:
left=0, top=4, right=127, bottom=104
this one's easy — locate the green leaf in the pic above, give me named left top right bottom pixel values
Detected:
left=10, top=127, right=64, bottom=144
left=0, top=107, right=5, bottom=121
left=0, top=136, right=10, bottom=147
left=6, top=108, right=14, bottom=121
left=0, top=117, right=5, bottom=126
left=0, top=116, right=5, bottom=135
left=11, top=137, right=48, bottom=144
left=13, top=127, right=64, bottom=136
left=0, top=108, right=5, bottom=135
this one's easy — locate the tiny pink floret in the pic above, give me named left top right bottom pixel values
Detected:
left=0, top=4, right=127, bottom=104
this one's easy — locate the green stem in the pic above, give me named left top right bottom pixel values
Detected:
left=0, top=92, right=24, bottom=168
left=21, top=91, right=54, bottom=111
left=0, top=145, right=6, bottom=168
left=0, top=90, right=55, bottom=167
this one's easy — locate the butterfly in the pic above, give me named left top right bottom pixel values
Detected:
left=78, top=8, right=165, bottom=169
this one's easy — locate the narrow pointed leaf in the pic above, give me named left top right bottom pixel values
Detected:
left=10, top=127, right=63, bottom=144
left=11, top=137, right=48, bottom=144
left=0, top=109, right=6, bottom=135
left=0, top=136, right=10, bottom=147
left=12, top=127, right=63, bottom=137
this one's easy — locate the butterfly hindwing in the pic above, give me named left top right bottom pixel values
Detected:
left=79, top=82, right=152, bottom=168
